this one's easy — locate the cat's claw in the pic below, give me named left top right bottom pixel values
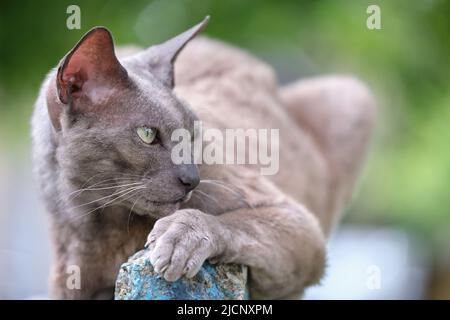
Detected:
left=146, top=209, right=221, bottom=282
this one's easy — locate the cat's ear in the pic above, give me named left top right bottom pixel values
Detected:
left=141, top=16, right=209, bottom=88
left=56, top=27, right=127, bottom=105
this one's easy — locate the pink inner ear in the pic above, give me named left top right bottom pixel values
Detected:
left=57, top=27, right=127, bottom=104
left=62, top=59, right=88, bottom=99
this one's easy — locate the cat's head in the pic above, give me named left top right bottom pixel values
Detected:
left=47, top=17, right=209, bottom=218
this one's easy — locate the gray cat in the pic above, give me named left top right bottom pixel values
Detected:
left=32, top=17, right=375, bottom=299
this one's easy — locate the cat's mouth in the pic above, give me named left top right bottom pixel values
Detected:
left=130, top=191, right=193, bottom=218
left=149, top=191, right=192, bottom=206
left=180, top=191, right=193, bottom=203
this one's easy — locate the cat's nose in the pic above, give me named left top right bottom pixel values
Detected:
left=177, top=165, right=200, bottom=193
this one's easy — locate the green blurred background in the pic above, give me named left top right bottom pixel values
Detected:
left=0, top=0, right=449, bottom=298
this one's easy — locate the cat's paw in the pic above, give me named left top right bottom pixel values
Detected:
left=145, top=209, right=221, bottom=282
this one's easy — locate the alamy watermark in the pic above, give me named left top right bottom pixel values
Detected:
left=66, top=264, right=81, bottom=290
left=367, top=5, right=381, bottom=30
left=171, top=121, right=280, bottom=176
left=366, top=264, right=382, bottom=290
left=66, top=5, right=81, bottom=30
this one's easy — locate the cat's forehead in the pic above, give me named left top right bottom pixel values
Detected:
left=95, top=73, right=193, bottom=131
left=132, top=74, right=186, bottom=119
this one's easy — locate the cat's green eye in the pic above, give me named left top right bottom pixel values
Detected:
left=137, top=126, right=157, bottom=144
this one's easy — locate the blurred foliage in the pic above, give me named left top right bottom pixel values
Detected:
left=0, top=0, right=449, bottom=246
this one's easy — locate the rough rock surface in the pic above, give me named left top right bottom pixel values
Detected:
left=114, top=249, right=249, bottom=300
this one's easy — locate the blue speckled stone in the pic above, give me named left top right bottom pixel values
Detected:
left=114, top=249, right=249, bottom=300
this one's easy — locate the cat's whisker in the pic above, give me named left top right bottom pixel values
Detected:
left=194, top=189, right=219, bottom=205
left=83, top=182, right=143, bottom=192
left=199, top=179, right=254, bottom=209
left=68, top=181, right=142, bottom=200
left=74, top=172, right=112, bottom=190
left=67, top=177, right=139, bottom=197
left=127, top=192, right=143, bottom=234
left=67, top=184, right=135, bottom=203
left=116, top=173, right=145, bottom=178
left=190, top=192, right=205, bottom=205
left=71, top=187, right=146, bottom=222
left=200, top=179, right=241, bottom=194
left=69, top=185, right=145, bottom=210
left=66, top=169, right=161, bottom=201
left=97, top=187, right=144, bottom=216
left=98, top=186, right=146, bottom=209
left=69, top=173, right=134, bottom=193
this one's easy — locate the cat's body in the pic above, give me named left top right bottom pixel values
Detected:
left=32, top=19, right=375, bottom=299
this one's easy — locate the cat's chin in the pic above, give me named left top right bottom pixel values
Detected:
left=132, top=201, right=180, bottom=219
left=133, top=192, right=193, bottom=219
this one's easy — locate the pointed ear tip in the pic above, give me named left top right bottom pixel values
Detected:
left=200, top=15, right=210, bottom=27
left=70, top=26, right=115, bottom=53
left=72, top=27, right=114, bottom=48
left=85, top=26, right=113, bottom=39
left=188, top=16, right=209, bottom=35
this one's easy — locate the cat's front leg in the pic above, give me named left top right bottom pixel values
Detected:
left=146, top=209, right=226, bottom=281
left=147, top=204, right=326, bottom=299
